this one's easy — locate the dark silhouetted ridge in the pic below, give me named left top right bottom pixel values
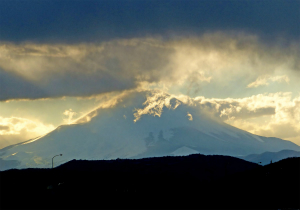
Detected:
left=0, top=154, right=299, bottom=209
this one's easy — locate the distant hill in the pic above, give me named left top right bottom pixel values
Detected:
left=0, top=154, right=299, bottom=209
left=239, top=149, right=300, bottom=165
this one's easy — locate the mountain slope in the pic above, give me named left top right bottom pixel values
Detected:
left=0, top=90, right=299, bottom=170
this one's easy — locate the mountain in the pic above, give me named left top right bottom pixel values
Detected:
left=0, top=90, right=299, bottom=171
left=239, top=149, right=300, bottom=165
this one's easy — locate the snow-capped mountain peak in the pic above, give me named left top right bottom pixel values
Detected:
left=0, top=90, right=299, bottom=171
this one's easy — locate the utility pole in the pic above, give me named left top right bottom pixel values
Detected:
left=52, top=154, right=62, bottom=169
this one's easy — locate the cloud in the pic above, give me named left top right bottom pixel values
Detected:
left=0, top=0, right=299, bottom=43
left=186, top=112, right=193, bottom=121
left=194, top=93, right=281, bottom=120
left=0, top=117, right=55, bottom=149
left=133, top=90, right=182, bottom=122
left=270, top=75, right=290, bottom=83
left=0, top=68, right=48, bottom=101
left=58, top=89, right=300, bottom=145
left=247, top=75, right=290, bottom=88
left=74, top=90, right=135, bottom=124
left=0, top=117, right=55, bottom=136
left=197, top=92, right=300, bottom=144
left=130, top=90, right=300, bottom=144
left=258, top=123, right=299, bottom=139
left=0, top=125, right=10, bottom=131
left=0, top=33, right=299, bottom=101
left=0, top=39, right=173, bottom=101
left=195, top=91, right=300, bottom=144
left=63, top=109, right=77, bottom=124
left=72, top=89, right=185, bottom=124
left=126, top=90, right=277, bottom=123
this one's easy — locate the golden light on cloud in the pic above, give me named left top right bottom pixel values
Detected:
left=195, top=92, right=300, bottom=145
left=187, top=112, right=193, bottom=121
left=0, top=116, right=55, bottom=148
left=0, top=117, right=55, bottom=136
left=0, top=33, right=299, bottom=101
left=133, top=91, right=182, bottom=122
left=0, top=32, right=299, bottom=147
left=63, top=109, right=77, bottom=125
left=247, top=75, right=290, bottom=88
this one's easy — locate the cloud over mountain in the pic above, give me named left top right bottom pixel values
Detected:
left=195, top=92, right=300, bottom=144
left=0, top=116, right=55, bottom=149
left=0, top=34, right=299, bottom=101
left=0, top=0, right=299, bottom=149
left=247, top=75, right=290, bottom=88
left=71, top=90, right=300, bottom=145
left=1, top=90, right=299, bottom=171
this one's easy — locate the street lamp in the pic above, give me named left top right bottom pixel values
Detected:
left=52, top=154, right=62, bottom=168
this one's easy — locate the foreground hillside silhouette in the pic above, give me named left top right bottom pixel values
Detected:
left=0, top=154, right=299, bottom=209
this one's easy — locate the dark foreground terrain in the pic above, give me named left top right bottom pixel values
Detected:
left=0, top=154, right=299, bottom=209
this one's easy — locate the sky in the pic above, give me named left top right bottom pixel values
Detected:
left=0, top=0, right=299, bottom=148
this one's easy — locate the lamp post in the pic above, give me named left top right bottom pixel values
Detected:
left=52, top=154, right=62, bottom=169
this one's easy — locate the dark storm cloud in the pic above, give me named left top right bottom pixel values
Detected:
left=0, top=0, right=299, bottom=43
left=0, top=66, right=136, bottom=101
left=0, top=32, right=299, bottom=101
left=0, top=40, right=173, bottom=101
left=0, top=69, right=47, bottom=101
